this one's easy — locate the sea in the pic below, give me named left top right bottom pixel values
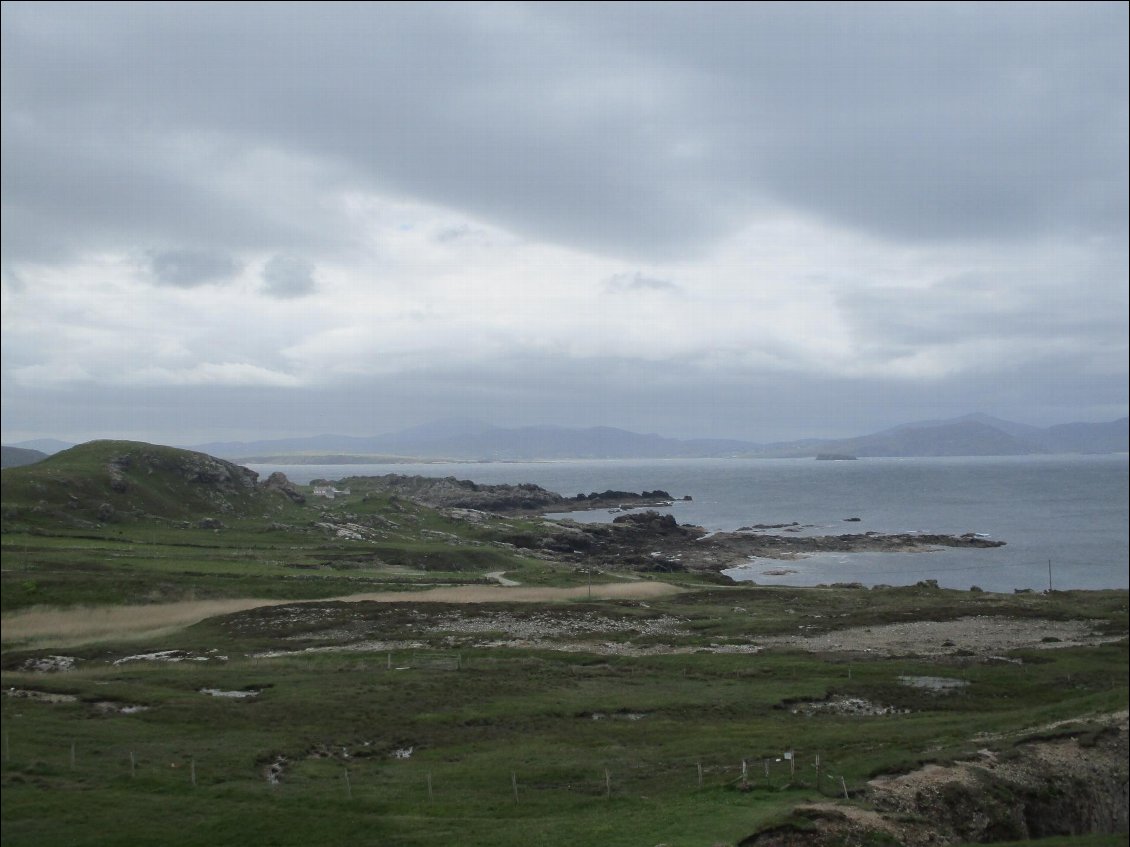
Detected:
left=246, top=455, right=1129, bottom=594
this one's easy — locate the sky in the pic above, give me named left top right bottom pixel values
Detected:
left=2, top=1, right=1127, bottom=445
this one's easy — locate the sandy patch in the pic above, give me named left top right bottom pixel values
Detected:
left=1, top=582, right=683, bottom=648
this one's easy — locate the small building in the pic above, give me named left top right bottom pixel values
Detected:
left=311, top=485, right=351, bottom=499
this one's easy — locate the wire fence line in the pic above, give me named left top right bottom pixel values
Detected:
left=2, top=734, right=861, bottom=802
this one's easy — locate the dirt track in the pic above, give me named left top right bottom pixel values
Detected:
left=0, top=581, right=685, bottom=648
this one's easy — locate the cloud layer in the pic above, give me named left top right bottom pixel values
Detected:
left=1, top=2, right=1126, bottom=443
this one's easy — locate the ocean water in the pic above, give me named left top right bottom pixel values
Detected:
left=247, top=455, right=1129, bottom=594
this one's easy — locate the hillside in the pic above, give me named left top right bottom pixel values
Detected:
left=805, top=420, right=1038, bottom=458
left=0, top=440, right=299, bottom=528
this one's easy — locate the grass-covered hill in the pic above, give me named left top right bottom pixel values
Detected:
left=0, top=440, right=564, bottom=614
left=0, top=440, right=299, bottom=529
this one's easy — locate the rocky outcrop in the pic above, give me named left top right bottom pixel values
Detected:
left=262, top=471, right=306, bottom=504
left=741, top=715, right=1129, bottom=846
left=107, top=448, right=259, bottom=493
left=323, top=474, right=681, bottom=514
left=345, top=474, right=565, bottom=511
left=336, top=474, right=673, bottom=514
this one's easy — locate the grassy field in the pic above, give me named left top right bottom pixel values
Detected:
left=3, top=629, right=1125, bottom=846
left=2, top=443, right=1127, bottom=845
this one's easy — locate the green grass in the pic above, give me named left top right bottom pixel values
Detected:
left=3, top=629, right=1126, bottom=846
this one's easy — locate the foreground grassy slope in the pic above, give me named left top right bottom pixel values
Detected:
left=2, top=621, right=1125, bottom=846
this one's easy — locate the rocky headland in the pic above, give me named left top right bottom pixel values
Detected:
left=513, top=510, right=1005, bottom=576
left=329, top=473, right=681, bottom=514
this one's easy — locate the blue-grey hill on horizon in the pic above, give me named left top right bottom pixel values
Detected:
left=8, top=413, right=1123, bottom=466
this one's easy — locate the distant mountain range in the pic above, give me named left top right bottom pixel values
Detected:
left=0, top=445, right=49, bottom=469
left=4, top=414, right=1126, bottom=466
left=184, top=414, right=1128, bottom=462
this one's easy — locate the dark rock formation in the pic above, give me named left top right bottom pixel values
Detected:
left=335, top=474, right=677, bottom=514
left=739, top=719, right=1128, bottom=846
left=263, top=471, right=306, bottom=505
left=532, top=511, right=1006, bottom=575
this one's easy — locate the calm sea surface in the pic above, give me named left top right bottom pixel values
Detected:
left=248, top=455, right=1128, bottom=593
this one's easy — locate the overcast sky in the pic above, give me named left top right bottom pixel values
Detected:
left=2, top=1, right=1127, bottom=445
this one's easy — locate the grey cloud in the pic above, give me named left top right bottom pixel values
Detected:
left=261, top=255, right=316, bottom=299
left=1, top=3, right=1125, bottom=445
left=148, top=249, right=241, bottom=288
left=837, top=255, right=1129, bottom=364
left=434, top=225, right=472, bottom=243
left=603, top=272, right=681, bottom=294
left=5, top=3, right=1123, bottom=267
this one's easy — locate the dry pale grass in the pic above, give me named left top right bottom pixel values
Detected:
left=1, top=598, right=290, bottom=649
left=1, top=581, right=684, bottom=649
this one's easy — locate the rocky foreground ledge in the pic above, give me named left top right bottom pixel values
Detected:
left=743, top=711, right=1128, bottom=847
